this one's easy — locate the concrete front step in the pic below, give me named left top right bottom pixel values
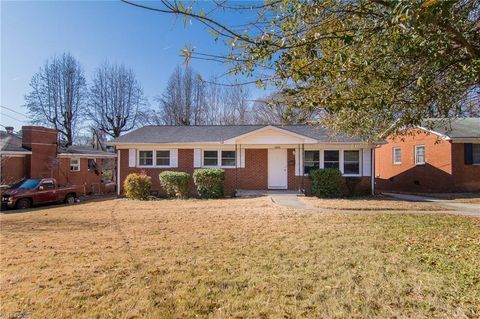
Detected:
left=235, top=189, right=304, bottom=197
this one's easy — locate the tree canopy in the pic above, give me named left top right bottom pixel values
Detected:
left=124, top=0, right=480, bottom=141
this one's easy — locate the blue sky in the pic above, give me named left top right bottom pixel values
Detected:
left=1, top=0, right=267, bottom=131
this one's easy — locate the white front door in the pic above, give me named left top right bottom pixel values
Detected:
left=268, top=149, right=288, bottom=189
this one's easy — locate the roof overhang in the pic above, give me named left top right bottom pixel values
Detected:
left=57, top=153, right=117, bottom=158
left=0, top=151, right=32, bottom=156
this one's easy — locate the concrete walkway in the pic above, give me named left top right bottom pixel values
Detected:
left=383, top=193, right=480, bottom=217
left=270, top=194, right=319, bottom=210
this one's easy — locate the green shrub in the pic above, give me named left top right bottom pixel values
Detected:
left=159, top=171, right=190, bottom=198
left=309, top=168, right=342, bottom=198
left=124, top=172, right=152, bottom=200
left=193, top=168, right=225, bottom=199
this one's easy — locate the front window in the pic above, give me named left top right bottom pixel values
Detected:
left=70, top=158, right=80, bottom=172
left=344, top=150, right=360, bottom=175
left=204, top=151, right=218, bottom=166
left=414, top=145, right=425, bottom=165
left=393, top=147, right=401, bottom=164
left=304, top=150, right=319, bottom=174
left=324, top=150, right=339, bottom=169
left=221, top=151, right=236, bottom=166
left=473, top=144, right=480, bottom=164
left=139, top=151, right=153, bottom=166
left=156, top=150, right=170, bottom=166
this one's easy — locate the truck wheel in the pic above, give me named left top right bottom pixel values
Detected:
left=64, top=194, right=76, bottom=205
left=16, top=198, right=31, bottom=209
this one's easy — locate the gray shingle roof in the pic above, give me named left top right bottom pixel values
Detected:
left=111, top=125, right=364, bottom=144
left=59, top=145, right=116, bottom=157
left=0, top=131, right=31, bottom=153
left=423, top=118, right=480, bottom=139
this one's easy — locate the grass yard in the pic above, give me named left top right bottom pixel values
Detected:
left=1, top=198, right=479, bottom=318
left=302, top=196, right=447, bottom=211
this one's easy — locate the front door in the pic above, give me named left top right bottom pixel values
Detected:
left=268, top=149, right=288, bottom=189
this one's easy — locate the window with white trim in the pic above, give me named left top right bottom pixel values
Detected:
left=203, top=151, right=218, bottom=166
left=70, top=158, right=80, bottom=172
left=304, top=150, right=319, bottom=174
left=393, top=147, right=402, bottom=164
left=139, top=151, right=153, bottom=166
left=414, top=145, right=425, bottom=165
left=156, top=150, right=170, bottom=166
left=221, top=151, right=236, bottom=166
left=343, top=150, right=360, bottom=175
left=324, top=150, right=340, bottom=169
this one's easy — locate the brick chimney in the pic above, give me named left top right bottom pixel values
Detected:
left=5, top=126, right=14, bottom=134
left=21, top=126, right=58, bottom=178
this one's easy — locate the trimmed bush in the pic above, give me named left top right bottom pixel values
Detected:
left=193, top=168, right=225, bottom=199
left=124, top=172, right=152, bottom=200
left=309, top=168, right=342, bottom=198
left=159, top=171, right=190, bottom=198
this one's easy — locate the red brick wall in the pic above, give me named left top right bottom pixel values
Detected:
left=375, top=129, right=454, bottom=192
left=1, top=156, right=29, bottom=184
left=451, top=143, right=480, bottom=192
left=54, top=158, right=115, bottom=194
left=22, top=126, right=58, bottom=179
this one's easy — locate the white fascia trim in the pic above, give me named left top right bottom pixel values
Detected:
left=223, top=125, right=318, bottom=144
left=416, top=126, right=451, bottom=140
left=0, top=151, right=32, bottom=156
left=57, top=153, right=117, bottom=158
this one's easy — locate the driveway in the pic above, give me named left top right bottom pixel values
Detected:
left=383, top=193, right=480, bottom=217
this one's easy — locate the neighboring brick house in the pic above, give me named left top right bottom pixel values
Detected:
left=0, top=126, right=117, bottom=194
left=111, top=125, right=378, bottom=196
left=375, top=118, right=480, bottom=193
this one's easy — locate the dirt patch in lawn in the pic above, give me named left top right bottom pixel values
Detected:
left=1, top=198, right=478, bottom=318
left=301, top=196, right=447, bottom=211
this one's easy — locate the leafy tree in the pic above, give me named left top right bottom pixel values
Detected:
left=123, top=0, right=480, bottom=140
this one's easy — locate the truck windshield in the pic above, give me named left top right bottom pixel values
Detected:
left=13, top=179, right=41, bottom=190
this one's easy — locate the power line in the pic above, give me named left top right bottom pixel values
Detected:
left=0, top=112, right=26, bottom=123
left=0, top=105, right=28, bottom=117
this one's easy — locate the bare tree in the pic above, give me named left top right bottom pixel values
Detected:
left=25, top=53, right=86, bottom=146
left=88, top=62, right=145, bottom=138
left=251, top=93, right=323, bottom=125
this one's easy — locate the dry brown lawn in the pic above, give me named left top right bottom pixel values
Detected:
left=301, top=196, right=447, bottom=211
left=1, top=198, right=479, bottom=318
left=417, top=193, right=480, bottom=204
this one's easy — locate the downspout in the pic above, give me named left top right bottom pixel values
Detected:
left=301, top=144, right=305, bottom=193
left=371, top=147, right=375, bottom=196
left=235, top=144, right=238, bottom=197
left=117, top=149, right=121, bottom=196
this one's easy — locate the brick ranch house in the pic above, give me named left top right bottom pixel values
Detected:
left=111, top=125, right=378, bottom=196
left=0, top=126, right=117, bottom=194
left=375, top=118, right=480, bottom=193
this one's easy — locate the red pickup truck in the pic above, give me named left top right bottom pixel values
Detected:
left=2, top=178, right=84, bottom=209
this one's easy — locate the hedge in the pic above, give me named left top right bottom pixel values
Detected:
left=124, top=172, right=152, bottom=200
left=193, top=168, right=225, bottom=199
left=309, top=168, right=342, bottom=198
left=159, top=171, right=190, bottom=198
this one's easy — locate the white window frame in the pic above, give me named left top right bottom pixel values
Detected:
left=342, top=150, right=361, bottom=176
left=202, top=149, right=236, bottom=168
left=323, top=150, right=340, bottom=171
left=392, top=147, right=402, bottom=165
left=221, top=150, right=236, bottom=167
left=414, top=145, right=426, bottom=165
left=138, top=150, right=154, bottom=167
left=70, top=158, right=80, bottom=172
left=155, top=150, right=171, bottom=167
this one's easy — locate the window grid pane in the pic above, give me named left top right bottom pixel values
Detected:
left=156, top=150, right=170, bottom=166
left=473, top=144, right=480, bottom=164
left=204, top=151, right=218, bottom=166
left=393, top=148, right=401, bottom=164
left=304, top=151, right=320, bottom=174
left=139, top=151, right=153, bottom=166
left=415, top=146, right=425, bottom=164
left=221, top=151, right=236, bottom=166
left=324, top=151, right=339, bottom=170
left=344, top=150, right=360, bottom=175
